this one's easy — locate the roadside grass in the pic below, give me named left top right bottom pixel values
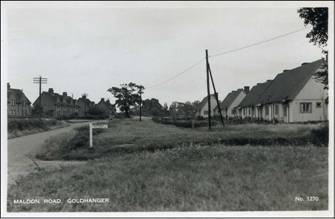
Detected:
left=8, top=118, right=67, bottom=139
left=36, top=119, right=327, bottom=161
left=36, top=126, right=104, bottom=161
left=8, top=145, right=328, bottom=211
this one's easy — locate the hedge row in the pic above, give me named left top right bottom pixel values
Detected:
left=8, top=118, right=60, bottom=132
left=152, top=117, right=217, bottom=128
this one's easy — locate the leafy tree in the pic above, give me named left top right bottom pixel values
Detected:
left=87, top=106, right=107, bottom=119
left=142, top=98, right=164, bottom=116
left=298, top=7, right=328, bottom=88
left=169, top=102, right=178, bottom=119
left=107, top=82, right=144, bottom=118
left=192, top=100, right=201, bottom=115
left=167, top=101, right=200, bottom=119
left=163, top=103, right=169, bottom=116
left=180, top=101, right=194, bottom=118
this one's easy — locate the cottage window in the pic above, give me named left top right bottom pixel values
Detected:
left=204, top=110, right=208, bottom=115
left=316, top=102, right=322, bottom=108
left=274, top=105, right=279, bottom=115
left=300, top=103, right=312, bottom=113
left=11, top=99, right=15, bottom=106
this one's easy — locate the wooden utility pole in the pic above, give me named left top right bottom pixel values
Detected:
left=206, top=49, right=211, bottom=130
left=33, top=76, right=47, bottom=119
left=208, top=64, right=225, bottom=127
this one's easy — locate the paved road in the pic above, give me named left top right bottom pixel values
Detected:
left=7, top=122, right=89, bottom=185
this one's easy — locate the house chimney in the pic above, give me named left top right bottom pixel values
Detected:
left=101, top=98, right=105, bottom=102
left=63, top=92, right=67, bottom=96
left=244, top=86, right=250, bottom=94
left=48, top=88, right=54, bottom=94
left=7, top=83, right=10, bottom=89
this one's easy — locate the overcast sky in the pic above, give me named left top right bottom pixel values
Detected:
left=3, top=2, right=326, bottom=106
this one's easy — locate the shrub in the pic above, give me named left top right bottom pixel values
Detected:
left=86, top=106, right=108, bottom=119
left=152, top=117, right=217, bottom=128
left=8, top=118, right=60, bottom=133
left=310, top=124, right=329, bottom=146
left=36, top=125, right=105, bottom=160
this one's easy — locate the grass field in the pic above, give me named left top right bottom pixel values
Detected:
left=8, top=119, right=328, bottom=212
left=36, top=119, right=326, bottom=161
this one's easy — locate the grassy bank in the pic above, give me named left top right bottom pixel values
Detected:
left=36, top=119, right=327, bottom=161
left=8, top=118, right=67, bottom=139
left=8, top=145, right=328, bottom=211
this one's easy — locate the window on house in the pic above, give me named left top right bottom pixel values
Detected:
left=275, top=105, right=279, bottom=115
left=11, top=99, right=15, bottom=106
left=204, top=110, right=208, bottom=115
left=265, top=106, right=269, bottom=115
left=300, top=103, right=312, bottom=113
left=316, top=102, right=322, bottom=108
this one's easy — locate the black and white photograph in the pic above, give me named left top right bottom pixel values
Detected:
left=1, top=1, right=334, bottom=217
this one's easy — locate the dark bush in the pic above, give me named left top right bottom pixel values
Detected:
left=310, top=124, right=328, bottom=146
left=8, top=118, right=59, bottom=132
left=152, top=117, right=217, bottom=128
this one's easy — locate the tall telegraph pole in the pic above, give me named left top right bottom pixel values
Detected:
left=206, top=50, right=211, bottom=130
left=205, top=50, right=225, bottom=130
left=33, top=76, right=47, bottom=119
left=208, top=61, right=225, bottom=127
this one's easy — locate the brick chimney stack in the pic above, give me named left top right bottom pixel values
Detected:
left=63, top=92, right=67, bottom=96
left=48, top=88, right=54, bottom=94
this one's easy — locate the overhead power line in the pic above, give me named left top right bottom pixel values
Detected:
left=146, top=27, right=306, bottom=89
left=210, top=28, right=306, bottom=57
left=147, top=57, right=205, bottom=89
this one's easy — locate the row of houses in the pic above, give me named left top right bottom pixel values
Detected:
left=197, top=59, right=328, bottom=123
left=7, top=84, right=115, bottom=119
left=7, top=83, right=32, bottom=117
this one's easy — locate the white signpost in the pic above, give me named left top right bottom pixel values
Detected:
left=89, top=121, right=108, bottom=148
